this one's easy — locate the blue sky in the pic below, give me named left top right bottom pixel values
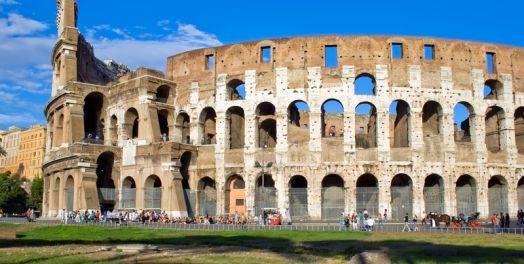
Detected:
left=0, top=0, right=522, bottom=129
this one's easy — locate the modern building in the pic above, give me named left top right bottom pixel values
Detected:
left=0, top=126, right=23, bottom=175
left=43, top=0, right=524, bottom=220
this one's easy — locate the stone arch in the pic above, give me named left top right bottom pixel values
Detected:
left=455, top=175, right=477, bottom=216
left=422, top=101, right=443, bottom=136
left=356, top=173, right=379, bottom=216
left=355, top=102, right=377, bottom=148
left=354, top=73, right=376, bottom=95
left=121, top=176, right=136, bottom=209
left=321, top=99, right=344, bottom=138
left=226, top=106, right=245, bottom=149
left=180, top=151, right=195, bottom=216
left=288, top=175, right=308, bottom=218
left=96, top=151, right=116, bottom=211
left=199, top=107, right=216, bottom=145
left=109, top=115, right=118, bottom=146
left=176, top=112, right=190, bottom=144
left=518, top=177, right=524, bottom=212
left=156, top=85, right=171, bottom=103
left=83, top=92, right=107, bottom=140
left=321, top=174, right=345, bottom=220
left=254, top=174, right=276, bottom=214
left=52, top=176, right=61, bottom=212
left=227, top=79, right=246, bottom=100
left=225, top=174, right=245, bottom=215
left=65, top=175, right=74, bottom=211
left=454, top=102, right=475, bottom=142
left=287, top=100, right=310, bottom=144
left=124, top=107, right=139, bottom=139
left=390, top=174, right=413, bottom=220
left=389, top=100, right=411, bottom=148
left=514, top=107, right=524, bottom=154
left=484, top=79, right=504, bottom=99
left=485, top=106, right=505, bottom=152
left=144, top=175, right=162, bottom=209
left=157, top=109, right=171, bottom=141
left=488, top=175, right=508, bottom=214
left=256, top=102, right=277, bottom=148
left=56, top=114, right=64, bottom=146
left=197, top=177, right=216, bottom=216
left=423, top=174, right=445, bottom=214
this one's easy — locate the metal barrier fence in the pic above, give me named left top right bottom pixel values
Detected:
left=423, top=186, right=444, bottom=214
left=356, top=187, right=378, bottom=217
left=120, top=188, right=136, bottom=209
left=321, top=187, right=344, bottom=220
left=144, top=188, right=161, bottom=209
left=456, top=186, right=477, bottom=216
left=488, top=186, right=508, bottom=215
left=1, top=217, right=523, bottom=235
left=254, top=187, right=277, bottom=214
left=289, top=188, right=308, bottom=218
left=391, top=186, right=413, bottom=221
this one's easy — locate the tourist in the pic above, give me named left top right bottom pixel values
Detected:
left=499, top=212, right=505, bottom=230
left=383, top=209, right=388, bottom=223
left=363, top=209, right=369, bottom=219
left=366, top=217, right=375, bottom=231
left=421, top=211, right=427, bottom=225
left=412, top=214, right=419, bottom=232
left=505, top=213, right=510, bottom=228
left=339, top=212, right=345, bottom=231
left=402, top=213, right=411, bottom=232
left=491, top=213, right=499, bottom=234
left=377, top=213, right=384, bottom=228
left=518, top=209, right=524, bottom=225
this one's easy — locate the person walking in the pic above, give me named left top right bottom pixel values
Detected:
left=491, top=213, right=499, bottom=234
left=412, top=214, right=419, bottom=232
left=402, top=213, right=411, bottom=232
left=499, top=212, right=505, bottom=231
left=505, top=213, right=510, bottom=228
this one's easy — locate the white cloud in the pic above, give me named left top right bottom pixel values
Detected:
left=0, top=13, right=48, bottom=37
left=0, top=113, right=39, bottom=126
left=87, top=22, right=222, bottom=70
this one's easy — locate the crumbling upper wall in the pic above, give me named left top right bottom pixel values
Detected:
left=167, top=36, right=524, bottom=104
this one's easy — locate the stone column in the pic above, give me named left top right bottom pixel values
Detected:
left=376, top=65, right=390, bottom=161
left=309, top=111, right=322, bottom=163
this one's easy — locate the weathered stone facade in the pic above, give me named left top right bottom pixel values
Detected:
left=43, top=0, right=524, bottom=220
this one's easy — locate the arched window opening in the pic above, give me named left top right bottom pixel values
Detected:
left=288, top=101, right=310, bottom=144
left=454, top=102, right=473, bottom=142
left=423, top=174, right=444, bottom=214
left=289, top=175, right=308, bottom=218
left=157, top=110, right=169, bottom=142
left=225, top=175, right=245, bottom=215
left=518, top=177, right=524, bottom=212
left=321, top=99, right=344, bottom=138
left=390, top=174, right=413, bottom=220
left=156, top=85, right=170, bottom=103
left=199, top=107, right=216, bottom=145
left=56, top=114, right=64, bottom=146
left=197, top=177, right=216, bottom=216
left=83, top=92, right=106, bottom=141
left=121, top=177, right=136, bottom=209
left=65, top=176, right=74, bottom=211
left=515, top=107, right=524, bottom=154
left=180, top=151, right=195, bottom=216
left=422, top=101, right=442, bottom=136
left=355, top=102, right=377, bottom=148
left=389, top=100, right=410, bottom=148
left=227, top=79, right=246, bottom=100
left=488, top=175, right=508, bottom=214
left=109, top=115, right=118, bottom=146
left=356, top=174, right=379, bottom=216
left=483, top=79, right=503, bottom=99
left=256, top=102, right=277, bottom=148
left=125, top=108, right=139, bottom=139
left=96, top=152, right=116, bottom=212
left=176, top=113, right=190, bottom=144
left=485, top=106, right=505, bottom=152
left=144, top=175, right=162, bottom=209
left=456, top=175, right=477, bottom=216
left=255, top=174, right=276, bottom=214
left=354, top=74, right=376, bottom=95
left=226, top=106, right=245, bottom=149
left=321, top=174, right=344, bottom=220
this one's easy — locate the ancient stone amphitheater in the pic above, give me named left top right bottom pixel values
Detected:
left=43, top=0, right=524, bottom=220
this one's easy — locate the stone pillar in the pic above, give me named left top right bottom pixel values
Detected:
left=344, top=110, right=355, bottom=163
left=309, top=176, right=321, bottom=220
left=376, top=65, right=390, bottom=161
left=412, top=176, right=424, bottom=217
left=378, top=171, right=390, bottom=218
left=215, top=111, right=226, bottom=215
left=309, top=111, right=322, bottom=163
left=189, top=82, right=199, bottom=145
left=168, top=170, right=188, bottom=217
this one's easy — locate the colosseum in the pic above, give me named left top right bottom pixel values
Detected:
left=42, top=0, right=524, bottom=221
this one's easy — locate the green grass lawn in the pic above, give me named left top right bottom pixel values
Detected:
left=1, top=223, right=523, bottom=264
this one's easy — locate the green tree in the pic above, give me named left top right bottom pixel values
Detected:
left=27, top=176, right=44, bottom=210
left=0, top=172, right=28, bottom=214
